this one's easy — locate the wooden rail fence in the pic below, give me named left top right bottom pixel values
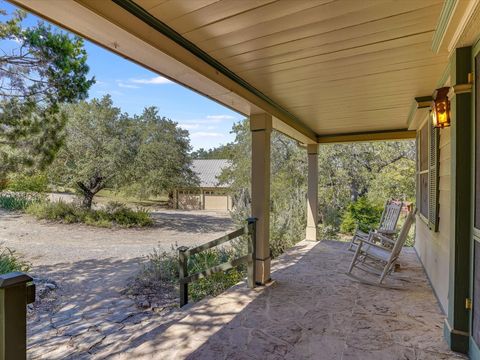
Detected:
left=178, top=217, right=257, bottom=307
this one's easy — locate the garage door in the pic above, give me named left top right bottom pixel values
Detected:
left=204, top=194, right=229, bottom=211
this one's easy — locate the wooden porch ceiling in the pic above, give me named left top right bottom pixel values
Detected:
left=131, top=0, right=447, bottom=136
left=10, top=0, right=450, bottom=142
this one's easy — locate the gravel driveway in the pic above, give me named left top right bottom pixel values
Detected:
left=0, top=208, right=234, bottom=359
left=0, top=208, right=234, bottom=265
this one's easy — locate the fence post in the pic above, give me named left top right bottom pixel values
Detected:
left=0, top=272, right=35, bottom=360
left=247, top=217, right=257, bottom=288
left=178, top=246, right=189, bottom=307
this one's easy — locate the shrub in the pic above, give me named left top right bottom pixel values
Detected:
left=0, top=191, right=43, bottom=211
left=140, top=247, right=180, bottom=284
left=137, top=245, right=245, bottom=302
left=340, top=197, right=383, bottom=234
left=7, top=174, right=48, bottom=193
left=188, top=248, right=245, bottom=301
left=26, top=200, right=153, bottom=228
left=0, top=179, right=8, bottom=191
left=105, top=203, right=152, bottom=227
left=317, top=224, right=339, bottom=240
left=26, top=200, right=82, bottom=222
left=0, top=245, right=30, bottom=275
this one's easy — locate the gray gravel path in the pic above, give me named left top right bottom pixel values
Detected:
left=0, top=208, right=233, bottom=265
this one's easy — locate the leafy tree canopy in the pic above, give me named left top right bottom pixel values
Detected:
left=50, top=96, right=197, bottom=208
left=0, top=7, right=94, bottom=176
left=219, top=119, right=415, bottom=251
left=191, top=144, right=232, bottom=159
left=127, top=106, right=198, bottom=199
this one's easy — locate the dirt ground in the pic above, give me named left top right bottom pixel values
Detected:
left=0, top=208, right=234, bottom=359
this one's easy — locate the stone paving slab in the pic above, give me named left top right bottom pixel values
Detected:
left=113, top=240, right=466, bottom=360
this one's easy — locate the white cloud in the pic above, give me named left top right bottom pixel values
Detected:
left=130, top=76, right=172, bottom=85
left=113, top=76, right=172, bottom=90
left=190, top=132, right=225, bottom=138
left=178, top=123, right=200, bottom=130
left=117, top=82, right=140, bottom=89
left=206, top=115, right=235, bottom=121
left=6, top=36, right=22, bottom=44
left=179, top=114, right=237, bottom=126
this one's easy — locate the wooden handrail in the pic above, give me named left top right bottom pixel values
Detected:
left=180, top=254, right=252, bottom=284
left=178, top=217, right=257, bottom=307
left=183, top=226, right=247, bottom=257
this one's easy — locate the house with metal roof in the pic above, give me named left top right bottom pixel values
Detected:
left=175, top=159, right=232, bottom=211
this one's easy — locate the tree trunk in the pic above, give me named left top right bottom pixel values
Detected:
left=81, top=190, right=94, bottom=209
left=168, top=190, right=174, bottom=208
left=350, top=183, right=359, bottom=202
left=76, top=174, right=105, bottom=209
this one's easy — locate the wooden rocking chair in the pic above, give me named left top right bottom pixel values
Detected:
left=346, top=208, right=416, bottom=286
left=348, top=200, right=403, bottom=251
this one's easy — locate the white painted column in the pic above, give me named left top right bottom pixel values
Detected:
left=250, top=113, right=272, bottom=285
left=305, top=144, right=319, bottom=241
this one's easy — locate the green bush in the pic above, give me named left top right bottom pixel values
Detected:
left=7, top=174, right=48, bottom=193
left=104, top=202, right=152, bottom=227
left=0, top=246, right=30, bottom=275
left=26, top=200, right=153, bottom=228
left=340, top=197, right=383, bottom=234
left=26, top=200, right=82, bottom=222
left=188, top=248, right=244, bottom=301
left=138, top=246, right=245, bottom=302
left=317, top=224, right=339, bottom=240
left=0, top=191, right=43, bottom=211
left=0, top=179, right=8, bottom=191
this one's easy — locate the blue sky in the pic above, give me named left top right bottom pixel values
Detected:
left=1, top=1, right=243, bottom=150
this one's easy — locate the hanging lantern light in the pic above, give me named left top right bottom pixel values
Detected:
left=431, top=87, right=451, bottom=128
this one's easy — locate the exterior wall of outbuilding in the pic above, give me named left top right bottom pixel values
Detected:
left=175, top=189, right=232, bottom=211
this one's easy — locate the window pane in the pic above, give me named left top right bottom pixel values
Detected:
left=420, top=173, right=428, bottom=218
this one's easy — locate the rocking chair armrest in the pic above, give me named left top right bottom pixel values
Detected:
left=370, top=232, right=396, bottom=245
left=377, top=229, right=397, bottom=235
left=356, top=237, right=392, bottom=251
left=372, top=233, right=395, bottom=245
left=354, top=229, right=369, bottom=238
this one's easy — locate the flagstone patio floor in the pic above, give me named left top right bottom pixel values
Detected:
left=104, top=240, right=466, bottom=360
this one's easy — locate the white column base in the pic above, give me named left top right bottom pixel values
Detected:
left=305, top=225, right=318, bottom=242
left=255, top=257, right=271, bottom=285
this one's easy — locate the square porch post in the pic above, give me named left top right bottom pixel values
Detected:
left=250, top=113, right=272, bottom=285
left=306, top=144, right=319, bottom=241
left=445, top=46, right=472, bottom=354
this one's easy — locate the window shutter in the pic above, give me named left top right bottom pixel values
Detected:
left=428, top=123, right=440, bottom=231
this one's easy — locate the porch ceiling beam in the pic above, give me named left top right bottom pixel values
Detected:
left=317, top=129, right=416, bottom=144
left=407, top=96, right=433, bottom=130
